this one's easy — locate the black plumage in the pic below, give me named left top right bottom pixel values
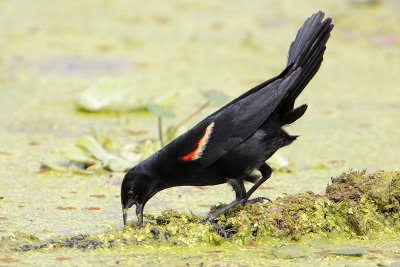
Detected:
left=121, top=11, right=333, bottom=236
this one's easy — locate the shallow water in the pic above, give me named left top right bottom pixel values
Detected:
left=0, top=0, right=399, bottom=265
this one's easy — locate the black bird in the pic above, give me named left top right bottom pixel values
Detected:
left=121, top=11, right=333, bottom=236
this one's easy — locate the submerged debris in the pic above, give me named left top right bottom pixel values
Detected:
left=13, top=170, right=400, bottom=251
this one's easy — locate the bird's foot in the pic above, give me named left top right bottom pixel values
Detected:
left=199, top=218, right=234, bottom=238
left=241, top=196, right=272, bottom=206
left=209, top=221, right=235, bottom=238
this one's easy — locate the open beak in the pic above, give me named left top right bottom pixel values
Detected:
left=122, top=201, right=144, bottom=227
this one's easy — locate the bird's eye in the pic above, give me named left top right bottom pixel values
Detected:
left=127, top=190, right=134, bottom=198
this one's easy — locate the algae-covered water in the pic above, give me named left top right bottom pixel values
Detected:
left=0, top=0, right=399, bottom=266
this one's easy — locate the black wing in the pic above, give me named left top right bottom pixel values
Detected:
left=157, top=12, right=332, bottom=169
left=162, top=69, right=301, bottom=168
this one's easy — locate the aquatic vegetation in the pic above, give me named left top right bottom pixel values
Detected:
left=15, top=170, right=399, bottom=251
left=76, top=79, right=142, bottom=112
left=41, top=134, right=137, bottom=173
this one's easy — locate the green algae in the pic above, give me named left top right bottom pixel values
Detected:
left=213, top=170, right=400, bottom=242
left=14, top=170, right=399, bottom=252
left=0, top=0, right=399, bottom=265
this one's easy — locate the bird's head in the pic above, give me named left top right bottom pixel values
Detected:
left=120, top=165, right=158, bottom=227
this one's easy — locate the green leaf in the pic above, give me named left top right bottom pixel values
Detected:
left=40, top=160, right=68, bottom=172
left=201, top=90, right=229, bottom=104
left=75, top=78, right=144, bottom=112
left=76, top=135, right=133, bottom=172
left=146, top=103, right=175, bottom=118
left=90, top=127, right=118, bottom=152
left=76, top=135, right=111, bottom=162
left=60, top=148, right=97, bottom=166
left=40, top=160, right=91, bottom=174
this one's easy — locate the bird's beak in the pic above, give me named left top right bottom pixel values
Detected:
left=122, top=203, right=144, bottom=227
left=122, top=206, right=128, bottom=226
left=122, top=196, right=149, bottom=227
left=122, top=198, right=135, bottom=226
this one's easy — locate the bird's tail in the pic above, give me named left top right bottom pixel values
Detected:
left=278, top=11, right=333, bottom=124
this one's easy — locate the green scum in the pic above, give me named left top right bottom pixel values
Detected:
left=12, top=170, right=400, bottom=251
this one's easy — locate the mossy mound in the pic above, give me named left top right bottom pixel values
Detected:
left=215, top=170, right=400, bottom=241
left=18, top=170, right=400, bottom=250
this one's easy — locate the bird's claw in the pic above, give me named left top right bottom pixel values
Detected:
left=241, top=196, right=272, bottom=206
left=199, top=219, right=234, bottom=238
left=209, top=221, right=234, bottom=238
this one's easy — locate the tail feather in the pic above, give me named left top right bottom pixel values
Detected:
left=279, top=104, right=308, bottom=124
left=278, top=11, right=333, bottom=119
left=205, top=12, right=333, bottom=124
left=287, top=12, right=332, bottom=68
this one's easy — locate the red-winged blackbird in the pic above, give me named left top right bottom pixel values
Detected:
left=121, top=11, right=333, bottom=236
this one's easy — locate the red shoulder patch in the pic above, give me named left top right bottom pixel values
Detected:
left=180, top=122, right=215, bottom=161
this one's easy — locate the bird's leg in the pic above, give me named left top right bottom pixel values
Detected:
left=241, top=163, right=272, bottom=205
left=200, top=178, right=246, bottom=238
